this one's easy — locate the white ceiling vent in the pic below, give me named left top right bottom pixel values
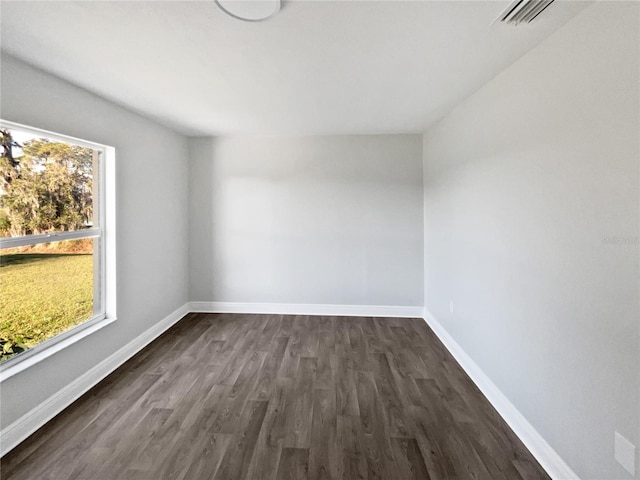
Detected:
left=497, top=0, right=555, bottom=25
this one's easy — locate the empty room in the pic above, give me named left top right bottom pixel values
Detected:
left=0, top=1, right=638, bottom=479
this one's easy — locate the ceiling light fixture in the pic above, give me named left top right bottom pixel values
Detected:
left=216, top=0, right=281, bottom=22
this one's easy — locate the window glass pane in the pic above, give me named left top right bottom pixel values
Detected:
left=1, top=128, right=96, bottom=237
left=0, top=239, right=94, bottom=362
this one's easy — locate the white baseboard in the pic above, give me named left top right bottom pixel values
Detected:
left=0, top=303, right=190, bottom=457
left=188, top=301, right=424, bottom=318
left=423, top=310, right=580, bottom=480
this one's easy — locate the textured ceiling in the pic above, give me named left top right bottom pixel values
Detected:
left=0, top=0, right=590, bottom=136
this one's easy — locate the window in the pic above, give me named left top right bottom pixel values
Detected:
left=0, top=121, right=115, bottom=373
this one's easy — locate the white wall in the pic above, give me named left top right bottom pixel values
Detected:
left=0, top=54, right=190, bottom=427
left=422, top=3, right=639, bottom=479
left=189, top=135, right=424, bottom=307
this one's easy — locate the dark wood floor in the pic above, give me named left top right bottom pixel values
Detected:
left=1, top=313, right=550, bottom=480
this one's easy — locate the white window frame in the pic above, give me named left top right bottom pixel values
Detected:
left=0, top=120, right=117, bottom=381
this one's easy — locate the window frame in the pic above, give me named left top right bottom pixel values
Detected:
left=0, top=120, right=117, bottom=381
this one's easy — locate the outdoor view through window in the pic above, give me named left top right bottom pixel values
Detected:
left=0, top=125, right=103, bottom=363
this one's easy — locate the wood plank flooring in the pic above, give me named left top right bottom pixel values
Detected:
left=1, top=314, right=551, bottom=479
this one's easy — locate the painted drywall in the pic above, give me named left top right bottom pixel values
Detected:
left=0, top=54, right=190, bottom=427
left=0, top=1, right=589, bottom=136
left=189, top=135, right=424, bottom=307
left=423, top=3, right=639, bottom=479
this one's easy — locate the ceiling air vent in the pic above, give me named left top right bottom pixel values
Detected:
left=498, top=0, right=555, bottom=25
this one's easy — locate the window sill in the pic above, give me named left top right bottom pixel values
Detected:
left=0, top=316, right=117, bottom=382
